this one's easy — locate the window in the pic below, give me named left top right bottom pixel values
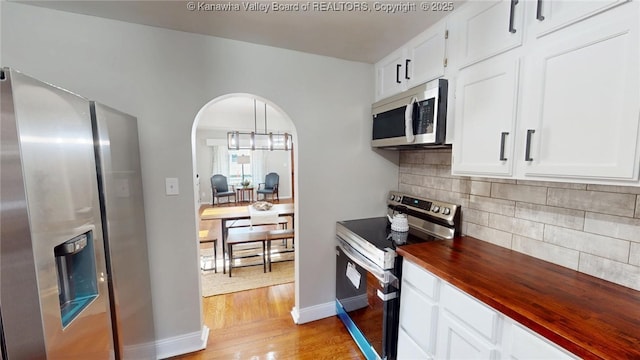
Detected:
left=228, top=151, right=252, bottom=185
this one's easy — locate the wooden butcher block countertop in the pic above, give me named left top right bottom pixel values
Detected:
left=396, top=236, right=640, bottom=360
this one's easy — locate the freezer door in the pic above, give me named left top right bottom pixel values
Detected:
left=1, top=306, right=7, bottom=360
left=1, top=69, right=114, bottom=359
left=92, top=102, right=156, bottom=359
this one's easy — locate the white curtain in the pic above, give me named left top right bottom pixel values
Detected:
left=211, top=145, right=229, bottom=178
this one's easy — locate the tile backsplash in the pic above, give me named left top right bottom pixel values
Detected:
left=399, top=149, right=640, bottom=291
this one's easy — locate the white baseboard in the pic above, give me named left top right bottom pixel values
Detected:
left=122, top=340, right=157, bottom=359
left=290, top=301, right=336, bottom=325
left=155, top=325, right=209, bottom=359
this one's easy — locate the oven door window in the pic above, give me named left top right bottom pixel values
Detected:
left=336, top=244, right=398, bottom=359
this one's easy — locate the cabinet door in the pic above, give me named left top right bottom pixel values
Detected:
left=519, top=3, right=640, bottom=181
left=452, top=53, right=520, bottom=177
left=502, top=320, right=578, bottom=360
left=457, top=0, right=524, bottom=68
left=398, top=329, right=431, bottom=360
left=407, top=22, right=446, bottom=87
left=435, top=311, right=497, bottom=360
left=399, top=282, right=438, bottom=356
left=528, top=0, right=627, bottom=38
left=376, top=48, right=407, bottom=100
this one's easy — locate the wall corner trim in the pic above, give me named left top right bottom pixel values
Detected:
left=155, top=325, right=209, bottom=359
left=290, top=301, right=335, bottom=325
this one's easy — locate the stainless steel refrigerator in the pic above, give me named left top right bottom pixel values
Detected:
left=0, top=68, right=156, bottom=359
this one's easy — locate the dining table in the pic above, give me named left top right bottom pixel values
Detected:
left=200, top=203, right=294, bottom=274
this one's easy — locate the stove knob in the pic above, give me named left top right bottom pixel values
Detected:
left=442, top=208, right=451, bottom=215
left=390, top=195, right=395, bottom=201
left=396, top=196, right=402, bottom=202
left=432, top=206, right=440, bottom=213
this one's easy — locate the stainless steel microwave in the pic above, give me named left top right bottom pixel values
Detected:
left=372, top=78, right=448, bottom=149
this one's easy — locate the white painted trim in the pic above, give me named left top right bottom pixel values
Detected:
left=155, top=325, right=209, bottom=359
left=122, top=341, right=157, bottom=359
left=290, top=301, right=336, bottom=325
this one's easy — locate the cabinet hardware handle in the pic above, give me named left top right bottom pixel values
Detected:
left=396, top=64, right=402, bottom=84
left=509, top=0, right=519, bottom=33
left=536, top=0, right=545, bottom=21
left=500, top=132, right=509, bottom=161
left=525, top=129, right=535, bottom=161
left=405, top=59, right=411, bottom=80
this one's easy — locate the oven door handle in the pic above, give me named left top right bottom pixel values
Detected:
left=337, top=238, right=399, bottom=288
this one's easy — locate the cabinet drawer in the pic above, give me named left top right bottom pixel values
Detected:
left=440, top=283, right=500, bottom=343
left=504, top=320, right=578, bottom=360
left=402, top=260, right=439, bottom=300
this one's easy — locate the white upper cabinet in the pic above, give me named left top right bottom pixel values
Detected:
left=406, top=26, right=447, bottom=88
left=375, top=21, right=447, bottom=100
left=528, top=0, right=628, bottom=38
left=376, top=48, right=407, bottom=100
left=452, top=53, right=520, bottom=177
left=518, top=1, right=640, bottom=181
left=450, top=0, right=640, bottom=185
left=455, top=0, right=525, bottom=68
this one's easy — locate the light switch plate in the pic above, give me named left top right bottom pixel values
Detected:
left=165, top=178, right=179, bottom=195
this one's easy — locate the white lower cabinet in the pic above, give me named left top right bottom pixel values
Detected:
left=398, top=328, right=431, bottom=360
left=502, top=319, right=578, bottom=360
left=397, top=259, right=578, bottom=360
left=435, top=283, right=500, bottom=359
left=398, top=261, right=440, bottom=358
left=435, top=312, right=498, bottom=359
left=399, top=283, right=438, bottom=355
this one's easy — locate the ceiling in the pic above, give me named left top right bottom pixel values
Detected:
left=16, top=0, right=464, bottom=64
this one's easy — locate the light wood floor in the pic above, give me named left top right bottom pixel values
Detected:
left=185, top=199, right=363, bottom=359
left=170, top=283, right=365, bottom=359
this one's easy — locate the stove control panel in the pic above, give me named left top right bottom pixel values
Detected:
left=387, top=191, right=459, bottom=224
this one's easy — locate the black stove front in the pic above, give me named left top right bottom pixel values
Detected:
left=335, top=192, right=461, bottom=360
left=335, top=217, right=437, bottom=360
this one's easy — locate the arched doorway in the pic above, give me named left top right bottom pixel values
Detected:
left=190, top=93, right=298, bottom=304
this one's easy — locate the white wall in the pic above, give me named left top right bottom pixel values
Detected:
left=1, top=2, right=399, bottom=356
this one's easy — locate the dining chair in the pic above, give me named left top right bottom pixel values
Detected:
left=257, top=172, right=279, bottom=201
left=211, top=174, right=236, bottom=206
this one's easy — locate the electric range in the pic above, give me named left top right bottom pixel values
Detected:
left=335, top=191, right=461, bottom=360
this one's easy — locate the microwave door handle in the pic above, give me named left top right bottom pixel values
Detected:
left=405, top=98, right=417, bottom=143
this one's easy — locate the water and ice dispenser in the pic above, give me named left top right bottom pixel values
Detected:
left=54, top=231, right=99, bottom=328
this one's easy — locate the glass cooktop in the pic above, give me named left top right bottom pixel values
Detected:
left=337, top=217, right=437, bottom=252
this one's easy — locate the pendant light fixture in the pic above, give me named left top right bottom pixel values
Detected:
left=227, top=99, right=292, bottom=151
